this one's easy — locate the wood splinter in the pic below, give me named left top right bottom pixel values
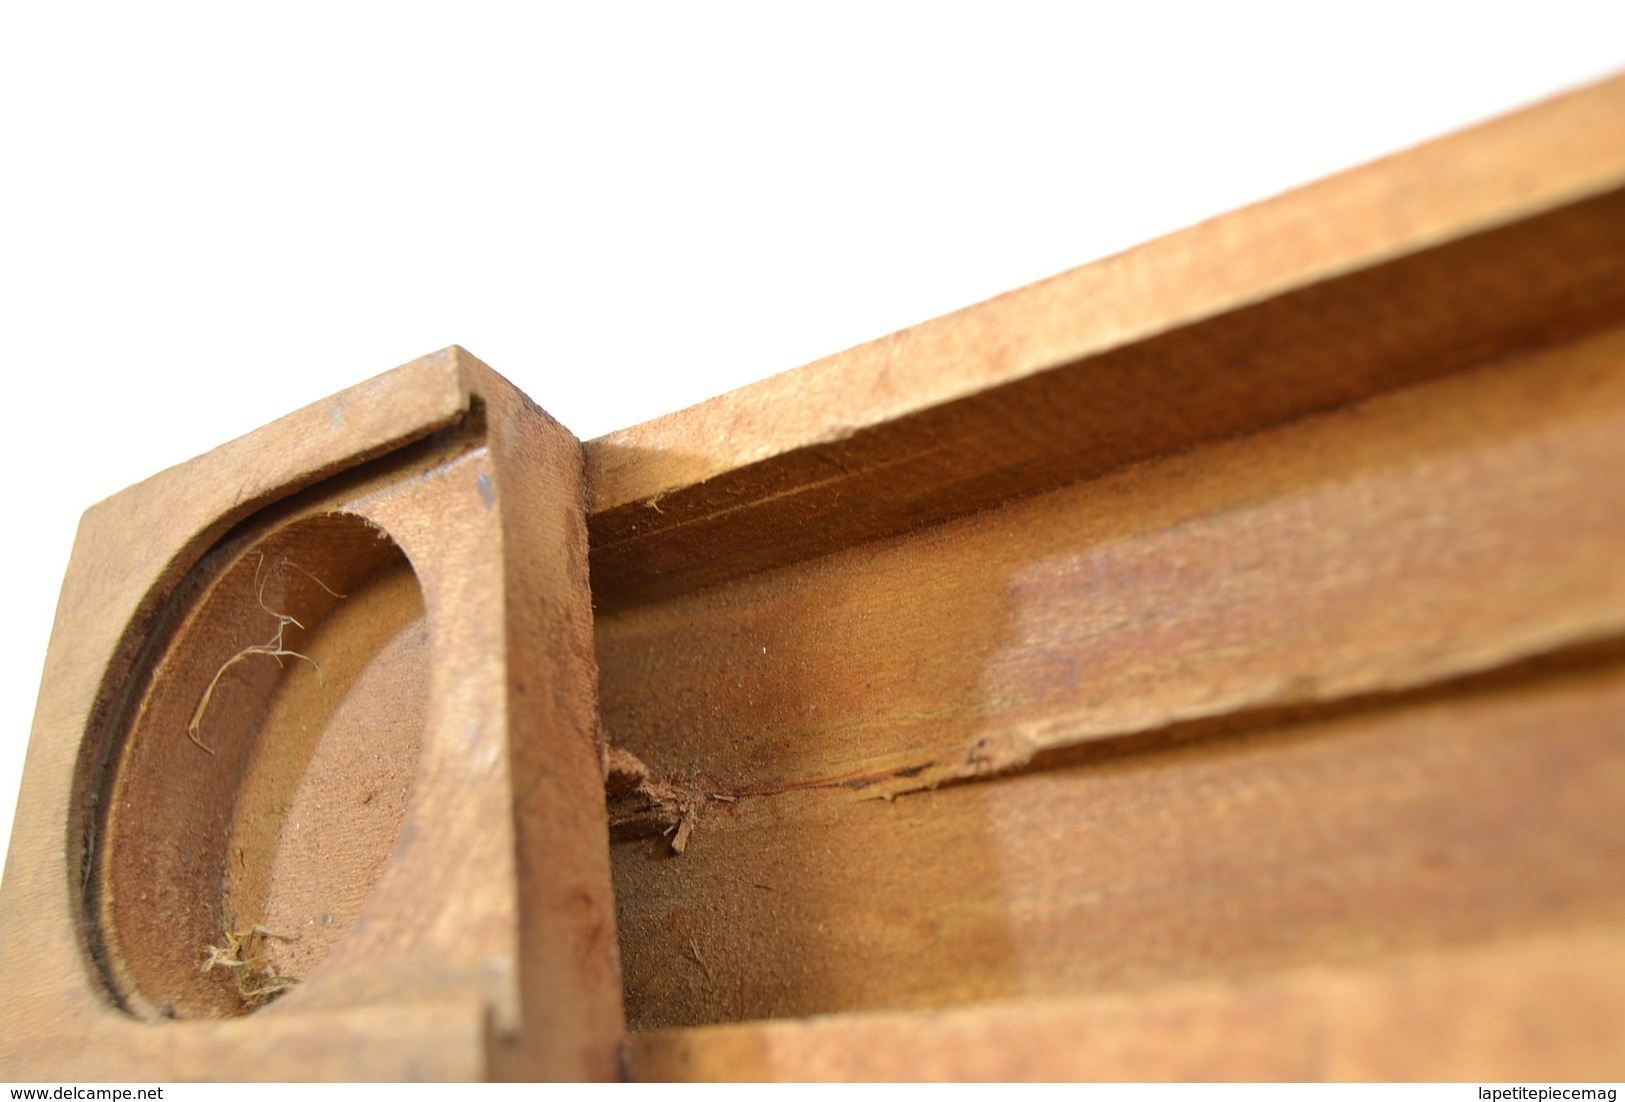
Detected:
left=604, top=746, right=715, bottom=855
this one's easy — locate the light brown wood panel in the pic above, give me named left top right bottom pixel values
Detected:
left=598, top=323, right=1625, bottom=804
left=588, top=84, right=1625, bottom=1069
left=602, top=318, right=1625, bottom=1033
left=628, top=927, right=1625, bottom=1081
left=589, top=72, right=1625, bottom=514
left=585, top=74, right=1625, bottom=610
left=613, top=655, right=1625, bottom=1031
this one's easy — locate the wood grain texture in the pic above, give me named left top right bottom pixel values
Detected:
left=459, top=358, right=624, bottom=1081
left=7, top=72, right=1625, bottom=1084
left=586, top=72, right=1625, bottom=610
left=599, top=323, right=1625, bottom=810
left=628, top=928, right=1625, bottom=1081
left=612, top=653, right=1625, bottom=1033
left=602, top=321, right=1625, bottom=1048
left=0, top=349, right=620, bottom=1081
left=86, top=515, right=430, bottom=1020
left=582, top=76, right=1625, bottom=1079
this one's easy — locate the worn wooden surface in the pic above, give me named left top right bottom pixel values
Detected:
left=0, top=349, right=620, bottom=1081
left=586, top=72, right=1625, bottom=610
left=601, top=326, right=1625, bottom=1035
left=4, top=73, right=1625, bottom=1084
left=89, top=513, right=431, bottom=1020
left=599, top=325, right=1625, bottom=809
left=628, top=928, right=1625, bottom=1081
left=593, top=72, right=1625, bottom=1080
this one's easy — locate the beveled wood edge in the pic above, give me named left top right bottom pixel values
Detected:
left=82, top=346, right=473, bottom=526
left=626, top=926, right=1625, bottom=1082
left=585, top=70, right=1625, bottom=514
left=0, top=996, right=491, bottom=1083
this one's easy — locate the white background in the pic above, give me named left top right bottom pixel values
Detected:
left=1, top=3, right=1621, bottom=885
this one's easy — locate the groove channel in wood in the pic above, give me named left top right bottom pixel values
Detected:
left=600, top=320, right=1625, bottom=1030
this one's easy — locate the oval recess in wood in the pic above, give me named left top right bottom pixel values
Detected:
left=81, top=512, right=428, bottom=1020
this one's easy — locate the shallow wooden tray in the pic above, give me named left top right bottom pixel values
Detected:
left=3, top=73, right=1624, bottom=1082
